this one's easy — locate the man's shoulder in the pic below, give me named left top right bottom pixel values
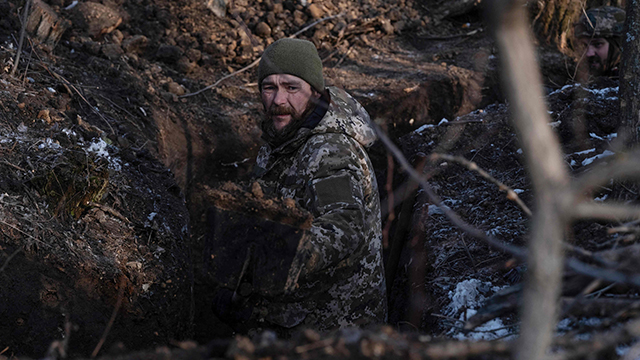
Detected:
left=299, top=132, right=359, bottom=158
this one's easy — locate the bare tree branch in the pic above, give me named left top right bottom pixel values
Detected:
left=370, top=120, right=527, bottom=260
left=572, top=202, right=640, bottom=221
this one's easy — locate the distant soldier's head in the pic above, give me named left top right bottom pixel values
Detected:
left=574, top=6, right=626, bottom=77
left=257, top=38, right=325, bottom=144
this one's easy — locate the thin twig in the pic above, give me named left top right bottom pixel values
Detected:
left=370, top=107, right=640, bottom=290
left=0, top=219, right=49, bottom=247
left=295, top=338, right=334, bottom=353
left=381, top=154, right=395, bottom=248
left=369, top=120, right=527, bottom=259
left=182, top=14, right=344, bottom=98
left=91, top=276, right=126, bottom=358
left=0, top=248, right=22, bottom=273
left=34, top=60, right=114, bottom=134
left=431, top=153, right=532, bottom=217
left=2, top=160, right=26, bottom=172
left=417, top=28, right=483, bottom=41
left=11, top=0, right=31, bottom=77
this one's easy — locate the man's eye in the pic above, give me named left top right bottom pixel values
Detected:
left=287, top=86, right=298, bottom=91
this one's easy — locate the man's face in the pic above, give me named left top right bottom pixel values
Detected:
left=577, top=37, right=610, bottom=75
left=261, top=74, right=320, bottom=132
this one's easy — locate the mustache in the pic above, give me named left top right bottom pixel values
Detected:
left=268, top=105, right=295, bottom=116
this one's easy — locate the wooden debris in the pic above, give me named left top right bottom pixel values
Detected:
left=25, top=0, right=70, bottom=49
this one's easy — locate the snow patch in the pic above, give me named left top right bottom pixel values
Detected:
left=86, top=138, right=122, bottom=171
left=447, top=279, right=486, bottom=315
left=582, top=150, right=615, bottom=166
left=415, top=124, right=435, bottom=134
left=38, top=138, right=61, bottom=150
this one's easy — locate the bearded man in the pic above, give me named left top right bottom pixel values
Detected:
left=574, top=6, right=626, bottom=79
left=214, top=38, right=387, bottom=335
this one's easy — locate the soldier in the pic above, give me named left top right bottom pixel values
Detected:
left=574, top=6, right=626, bottom=78
left=214, top=38, right=387, bottom=335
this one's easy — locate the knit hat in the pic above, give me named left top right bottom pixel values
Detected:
left=258, top=38, right=325, bottom=93
left=574, top=6, right=625, bottom=39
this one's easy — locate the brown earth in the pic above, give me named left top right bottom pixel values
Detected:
left=0, top=0, right=636, bottom=358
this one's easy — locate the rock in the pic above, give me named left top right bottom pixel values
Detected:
left=155, top=44, right=183, bottom=63
left=111, top=29, right=124, bottom=45
left=203, top=42, right=226, bottom=57
left=205, top=0, right=227, bottom=17
left=255, top=22, right=271, bottom=38
left=101, top=43, right=124, bottom=59
left=266, top=12, right=277, bottom=26
left=167, top=82, right=186, bottom=96
left=307, top=3, right=324, bottom=19
left=72, top=2, right=122, bottom=38
left=332, top=20, right=347, bottom=35
left=393, top=20, right=405, bottom=33
left=272, top=2, right=283, bottom=14
left=176, top=57, right=196, bottom=73
left=293, top=9, right=306, bottom=26
left=186, top=48, right=202, bottom=62
left=381, top=19, right=395, bottom=35
left=176, top=33, right=198, bottom=49
left=122, top=35, right=148, bottom=54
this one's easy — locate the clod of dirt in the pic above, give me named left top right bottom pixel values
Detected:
left=198, top=182, right=312, bottom=230
left=71, top=2, right=123, bottom=38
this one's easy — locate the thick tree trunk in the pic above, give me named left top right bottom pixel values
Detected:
left=620, top=0, right=640, bottom=143
left=488, top=1, right=571, bottom=359
left=531, top=0, right=585, bottom=52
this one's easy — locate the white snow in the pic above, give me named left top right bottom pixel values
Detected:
left=86, top=138, right=122, bottom=171
left=444, top=279, right=516, bottom=341
left=447, top=279, right=486, bottom=315
left=38, top=138, right=60, bottom=150
left=87, top=138, right=110, bottom=157
left=581, top=150, right=615, bottom=166
left=415, top=124, right=435, bottom=134
left=453, top=309, right=512, bottom=341
left=594, top=194, right=608, bottom=202
left=549, top=83, right=580, bottom=96
left=572, top=148, right=596, bottom=156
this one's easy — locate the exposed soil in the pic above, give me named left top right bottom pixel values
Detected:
left=0, top=0, right=637, bottom=358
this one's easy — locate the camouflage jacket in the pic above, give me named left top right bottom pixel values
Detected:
left=252, top=87, right=387, bottom=332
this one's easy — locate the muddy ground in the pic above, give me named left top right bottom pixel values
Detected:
left=0, top=0, right=638, bottom=358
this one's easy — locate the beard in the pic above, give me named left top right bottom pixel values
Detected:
left=587, top=55, right=605, bottom=75
left=261, top=99, right=317, bottom=147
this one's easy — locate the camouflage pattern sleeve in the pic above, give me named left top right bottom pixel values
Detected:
left=289, top=132, right=370, bottom=280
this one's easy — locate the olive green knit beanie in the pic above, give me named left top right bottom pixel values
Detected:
left=258, top=38, right=325, bottom=93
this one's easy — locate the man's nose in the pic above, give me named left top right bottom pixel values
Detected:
left=585, top=45, right=597, bottom=57
left=273, top=89, right=287, bottom=105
